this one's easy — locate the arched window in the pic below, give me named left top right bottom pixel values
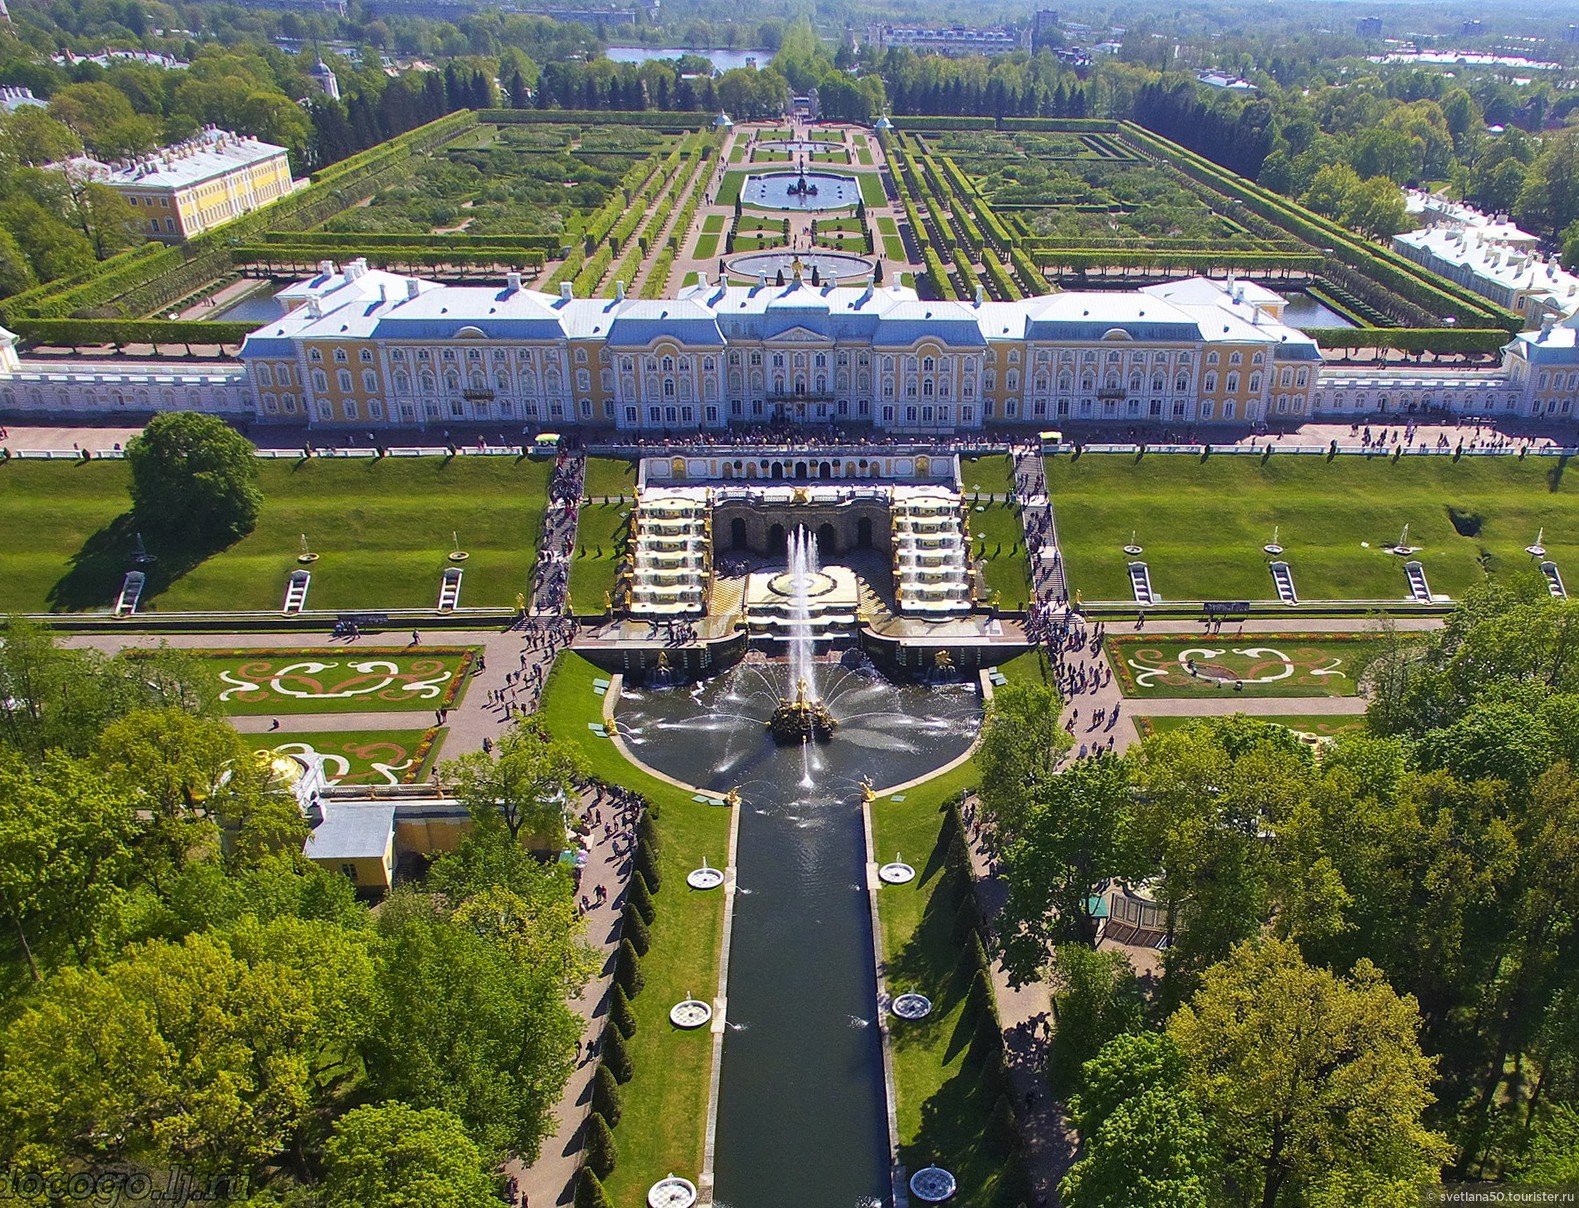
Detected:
left=1248, top=373, right=1261, bottom=393
left=1204, top=373, right=1217, bottom=392
left=1226, top=373, right=1240, bottom=393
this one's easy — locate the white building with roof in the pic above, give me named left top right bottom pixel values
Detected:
left=1394, top=194, right=1579, bottom=323
left=2, top=268, right=1575, bottom=431
left=79, top=128, right=300, bottom=242
left=0, top=85, right=44, bottom=113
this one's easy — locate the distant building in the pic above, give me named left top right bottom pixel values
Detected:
left=1566, top=23, right=1579, bottom=44
left=1031, top=9, right=1061, bottom=54
left=73, top=128, right=300, bottom=242
left=865, top=24, right=1022, bottom=56
left=505, top=0, right=658, bottom=25
left=51, top=47, right=188, bottom=70
left=1459, top=18, right=1484, bottom=37
left=1197, top=70, right=1257, bottom=91
left=1356, top=15, right=1383, bottom=37
left=0, top=85, right=44, bottom=113
left=309, top=58, right=340, bottom=101
left=1395, top=197, right=1579, bottom=323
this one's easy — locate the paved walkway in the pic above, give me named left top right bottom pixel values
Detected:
left=510, top=785, right=637, bottom=1207
left=962, top=795, right=1079, bottom=1204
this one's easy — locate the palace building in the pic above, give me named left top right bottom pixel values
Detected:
left=231, top=264, right=1327, bottom=432
left=2, top=261, right=1577, bottom=430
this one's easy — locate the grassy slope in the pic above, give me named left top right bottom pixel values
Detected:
left=1048, top=453, right=1579, bottom=603
left=567, top=500, right=630, bottom=613
left=537, top=653, right=730, bottom=1200
left=968, top=500, right=1031, bottom=610
left=0, top=457, right=551, bottom=613
left=960, top=453, right=1017, bottom=499
left=583, top=456, right=638, bottom=499
left=869, top=650, right=1049, bottom=1206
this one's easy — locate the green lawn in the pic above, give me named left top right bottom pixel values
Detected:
left=693, top=213, right=725, bottom=260
left=567, top=501, right=630, bottom=613
left=583, top=456, right=638, bottom=499
left=869, top=648, right=1049, bottom=1205
left=1048, top=453, right=1579, bottom=603
left=199, top=647, right=477, bottom=715
left=877, top=215, right=905, bottom=260
left=536, top=653, right=731, bottom=1203
left=716, top=170, right=746, bottom=207
left=1108, top=634, right=1371, bottom=698
left=251, top=727, right=445, bottom=785
left=1134, top=713, right=1367, bottom=740
left=855, top=139, right=875, bottom=166
left=967, top=501, right=1030, bottom=610
left=0, top=457, right=551, bottom=613
left=961, top=453, right=1016, bottom=499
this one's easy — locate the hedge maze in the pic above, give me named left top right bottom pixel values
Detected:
left=882, top=117, right=1519, bottom=354
left=0, top=110, right=1517, bottom=359
left=0, top=109, right=717, bottom=352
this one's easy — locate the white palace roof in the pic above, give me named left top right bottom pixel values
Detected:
left=238, top=267, right=1324, bottom=358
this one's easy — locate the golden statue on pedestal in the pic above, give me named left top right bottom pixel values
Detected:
left=859, top=776, right=877, bottom=805
left=724, top=785, right=742, bottom=808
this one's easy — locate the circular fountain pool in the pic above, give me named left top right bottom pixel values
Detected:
left=740, top=171, right=860, bottom=211
left=727, top=249, right=873, bottom=284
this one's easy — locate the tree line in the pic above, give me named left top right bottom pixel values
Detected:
left=977, top=584, right=1579, bottom=1204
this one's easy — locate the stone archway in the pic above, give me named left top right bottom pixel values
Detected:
left=730, top=517, right=748, bottom=549
left=857, top=516, right=874, bottom=548
left=768, top=523, right=787, bottom=554
left=818, top=461, right=833, bottom=479
left=770, top=462, right=785, bottom=480
left=817, top=522, right=838, bottom=554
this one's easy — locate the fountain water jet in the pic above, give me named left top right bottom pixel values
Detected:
left=768, top=527, right=837, bottom=745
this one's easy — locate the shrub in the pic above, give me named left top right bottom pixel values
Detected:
left=623, top=905, right=650, bottom=958
left=989, top=1092, right=1022, bottom=1154
left=630, top=869, right=657, bottom=923
left=603, top=1022, right=634, bottom=1083
left=635, top=837, right=662, bottom=892
left=615, top=937, right=645, bottom=998
left=585, top=1111, right=617, bottom=1178
left=575, top=1169, right=612, bottom=1208
left=591, top=1063, right=623, bottom=1127
left=612, top=982, right=638, bottom=1038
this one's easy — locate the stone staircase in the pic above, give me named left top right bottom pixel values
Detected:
left=1013, top=447, right=1065, bottom=602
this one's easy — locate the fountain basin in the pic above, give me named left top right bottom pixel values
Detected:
left=687, top=865, right=726, bottom=890
left=879, top=861, right=916, bottom=884
left=740, top=171, right=860, bottom=211
left=892, top=993, right=933, bottom=1020
left=670, top=999, right=714, bottom=1029
left=910, top=1166, right=958, bottom=1202
left=648, top=1176, right=698, bottom=1208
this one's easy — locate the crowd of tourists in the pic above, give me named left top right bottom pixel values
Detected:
left=531, top=452, right=585, bottom=614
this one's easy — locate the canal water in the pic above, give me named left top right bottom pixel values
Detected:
left=616, top=658, right=979, bottom=1207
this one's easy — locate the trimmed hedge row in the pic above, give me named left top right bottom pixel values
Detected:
left=1033, top=248, right=1323, bottom=272
left=1306, top=326, right=1511, bottom=353
left=1119, top=121, right=1521, bottom=333
left=235, top=246, right=547, bottom=271
left=480, top=108, right=708, bottom=131
left=11, top=318, right=255, bottom=347
left=258, top=230, right=565, bottom=253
